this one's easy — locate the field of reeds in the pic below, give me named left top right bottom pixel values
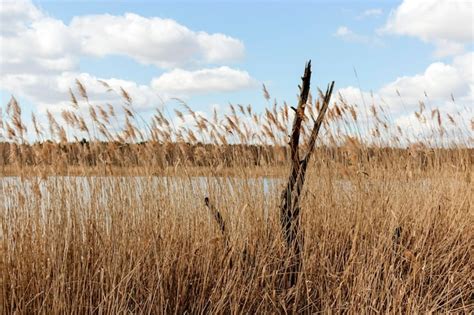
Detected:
left=1, top=66, right=473, bottom=313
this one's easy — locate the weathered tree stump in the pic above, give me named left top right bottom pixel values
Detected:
left=279, top=61, right=334, bottom=287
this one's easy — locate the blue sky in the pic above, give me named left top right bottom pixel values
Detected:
left=0, top=0, right=472, bottom=137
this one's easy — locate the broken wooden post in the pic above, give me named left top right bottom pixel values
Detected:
left=280, top=60, right=334, bottom=286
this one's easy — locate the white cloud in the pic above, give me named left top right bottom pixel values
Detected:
left=1, top=66, right=257, bottom=112
left=379, top=61, right=470, bottom=107
left=0, top=1, right=244, bottom=73
left=382, top=0, right=474, bottom=57
left=151, top=67, right=256, bottom=95
left=70, top=13, right=244, bottom=68
left=339, top=52, right=473, bottom=112
left=1, top=67, right=257, bottom=113
left=0, top=0, right=255, bottom=112
left=336, top=52, right=473, bottom=142
left=0, top=0, right=42, bottom=35
left=394, top=103, right=473, bottom=145
left=336, top=86, right=376, bottom=108
left=0, top=14, right=79, bottom=74
left=0, top=72, right=162, bottom=112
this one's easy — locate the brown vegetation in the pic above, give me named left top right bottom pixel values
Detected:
left=1, top=63, right=473, bottom=313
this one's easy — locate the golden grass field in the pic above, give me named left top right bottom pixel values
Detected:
left=1, top=76, right=473, bottom=313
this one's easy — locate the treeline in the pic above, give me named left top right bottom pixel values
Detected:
left=0, top=141, right=285, bottom=169
left=0, top=141, right=471, bottom=171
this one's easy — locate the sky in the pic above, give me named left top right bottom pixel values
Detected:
left=0, top=0, right=473, bottom=139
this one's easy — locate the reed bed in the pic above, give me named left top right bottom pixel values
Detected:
left=1, top=80, right=473, bottom=313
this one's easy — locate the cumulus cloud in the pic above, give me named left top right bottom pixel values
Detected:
left=151, top=67, right=256, bottom=95
left=1, top=67, right=257, bottom=112
left=339, top=52, right=473, bottom=112
left=0, top=0, right=255, bottom=112
left=0, top=0, right=42, bottom=35
left=1, top=66, right=258, bottom=114
left=336, top=52, right=473, bottom=142
left=382, top=0, right=474, bottom=57
left=0, top=3, right=79, bottom=75
left=70, top=13, right=244, bottom=68
left=0, top=72, right=162, bottom=113
left=379, top=61, right=470, bottom=107
left=0, top=1, right=244, bottom=74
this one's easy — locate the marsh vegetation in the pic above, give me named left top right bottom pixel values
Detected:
left=1, top=64, right=473, bottom=313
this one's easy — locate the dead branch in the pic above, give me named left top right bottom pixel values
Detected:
left=279, top=61, right=335, bottom=287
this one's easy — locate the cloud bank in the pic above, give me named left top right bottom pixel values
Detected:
left=382, top=0, right=474, bottom=57
left=0, top=0, right=254, bottom=111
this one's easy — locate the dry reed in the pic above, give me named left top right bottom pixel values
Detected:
left=0, top=79, right=473, bottom=313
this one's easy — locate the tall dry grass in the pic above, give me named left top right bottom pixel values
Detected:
left=1, top=81, right=473, bottom=313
